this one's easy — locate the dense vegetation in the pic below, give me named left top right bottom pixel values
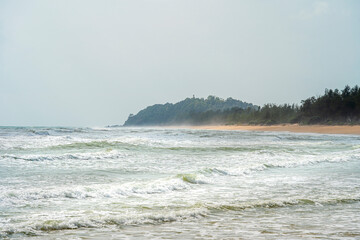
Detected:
left=124, top=96, right=257, bottom=126
left=299, top=85, right=360, bottom=124
left=124, top=85, right=360, bottom=126
left=184, top=103, right=300, bottom=125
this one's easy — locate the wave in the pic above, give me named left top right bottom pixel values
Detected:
left=0, top=178, right=192, bottom=205
left=202, top=167, right=230, bottom=176
left=0, top=139, right=147, bottom=152
left=0, top=127, right=87, bottom=137
left=0, top=207, right=207, bottom=238
left=197, top=153, right=358, bottom=177
left=177, top=174, right=208, bottom=184
left=27, top=130, right=50, bottom=136
left=167, top=146, right=265, bottom=152
left=51, top=127, right=86, bottom=133
left=3, top=155, right=357, bottom=205
left=5, top=141, right=350, bottom=155
left=1, top=195, right=359, bottom=238
left=2, top=129, right=358, bottom=155
left=47, top=141, right=135, bottom=150
left=0, top=141, right=291, bottom=158
left=205, top=197, right=360, bottom=211
left=2, top=148, right=357, bottom=183
left=48, top=143, right=360, bottom=155
left=0, top=172, right=217, bottom=207
left=1, top=150, right=128, bottom=161
left=2, top=141, right=247, bottom=152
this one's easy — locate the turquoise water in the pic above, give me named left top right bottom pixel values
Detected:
left=0, top=127, right=359, bottom=239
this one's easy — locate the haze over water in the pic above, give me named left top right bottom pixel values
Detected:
left=0, top=126, right=359, bottom=239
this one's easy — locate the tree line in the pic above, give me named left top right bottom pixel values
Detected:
left=124, top=85, right=360, bottom=126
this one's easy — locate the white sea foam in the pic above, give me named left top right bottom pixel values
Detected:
left=1, top=127, right=359, bottom=239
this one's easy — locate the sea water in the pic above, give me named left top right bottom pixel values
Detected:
left=0, top=126, right=359, bottom=239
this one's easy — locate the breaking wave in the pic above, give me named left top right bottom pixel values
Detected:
left=1, top=195, right=359, bottom=238
left=206, top=197, right=360, bottom=211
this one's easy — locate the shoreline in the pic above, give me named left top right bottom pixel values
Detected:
left=167, top=124, right=360, bottom=135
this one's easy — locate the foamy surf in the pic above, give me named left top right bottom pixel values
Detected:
left=0, top=126, right=359, bottom=239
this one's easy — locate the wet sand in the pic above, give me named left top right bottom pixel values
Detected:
left=172, top=124, right=360, bottom=135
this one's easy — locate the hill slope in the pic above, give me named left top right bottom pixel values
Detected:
left=124, top=96, right=257, bottom=126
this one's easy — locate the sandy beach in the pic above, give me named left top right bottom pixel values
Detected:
left=174, top=124, right=360, bottom=135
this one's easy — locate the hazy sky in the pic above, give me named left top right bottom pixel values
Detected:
left=1, top=0, right=359, bottom=126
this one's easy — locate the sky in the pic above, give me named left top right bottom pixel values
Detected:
left=0, top=0, right=359, bottom=126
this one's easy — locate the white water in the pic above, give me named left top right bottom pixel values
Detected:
left=0, top=127, right=359, bottom=239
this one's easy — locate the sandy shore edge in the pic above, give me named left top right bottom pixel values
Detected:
left=166, top=124, right=360, bottom=135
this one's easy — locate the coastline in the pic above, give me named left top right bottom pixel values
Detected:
left=169, top=124, right=360, bottom=135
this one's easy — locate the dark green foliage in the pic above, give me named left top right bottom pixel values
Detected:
left=299, top=85, right=360, bottom=124
left=245, top=104, right=300, bottom=125
left=124, top=85, right=360, bottom=126
left=124, top=96, right=257, bottom=126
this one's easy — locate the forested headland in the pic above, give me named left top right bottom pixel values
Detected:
left=124, top=85, right=360, bottom=126
left=124, top=96, right=257, bottom=126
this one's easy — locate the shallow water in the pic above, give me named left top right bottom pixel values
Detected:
left=0, top=126, right=359, bottom=239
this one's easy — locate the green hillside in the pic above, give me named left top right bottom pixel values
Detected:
left=124, top=96, right=257, bottom=126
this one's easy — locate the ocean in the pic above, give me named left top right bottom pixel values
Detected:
left=0, top=126, right=359, bottom=239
